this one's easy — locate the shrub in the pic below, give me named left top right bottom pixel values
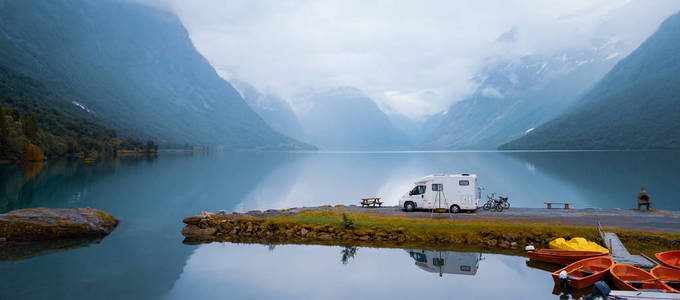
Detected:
left=23, top=143, right=46, bottom=162
left=342, top=212, right=355, bottom=230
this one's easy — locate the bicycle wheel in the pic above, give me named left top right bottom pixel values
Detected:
left=483, top=201, right=491, bottom=210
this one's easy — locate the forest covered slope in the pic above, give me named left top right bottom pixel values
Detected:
left=0, top=64, right=153, bottom=162
left=0, top=0, right=310, bottom=150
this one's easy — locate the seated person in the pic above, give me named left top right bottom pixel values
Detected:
left=638, top=187, right=650, bottom=210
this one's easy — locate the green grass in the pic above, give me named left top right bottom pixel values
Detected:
left=256, top=209, right=679, bottom=256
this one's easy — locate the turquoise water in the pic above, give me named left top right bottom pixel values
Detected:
left=0, top=151, right=678, bottom=299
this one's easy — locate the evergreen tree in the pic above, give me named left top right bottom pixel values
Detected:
left=10, top=109, right=20, bottom=121
left=0, top=105, right=8, bottom=137
left=0, top=105, right=9, bottom=157
left=23, top=114, right=38, bottom=143
left=145, top=140, right=157, bottom=152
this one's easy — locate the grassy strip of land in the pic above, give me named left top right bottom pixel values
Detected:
left=182, top=209, right=680, bottom=257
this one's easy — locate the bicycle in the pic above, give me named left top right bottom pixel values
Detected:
left=499, top=196, right=510, bottom=209
left=483, top=193, right=509, bottom=212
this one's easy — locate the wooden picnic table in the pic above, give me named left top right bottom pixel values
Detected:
left=545, top=202, right=571, bottom=209
left=360, top=197, right=383, bottom=208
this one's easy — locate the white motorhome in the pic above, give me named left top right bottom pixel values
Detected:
left=405, top=249, right=481, bottom=276
left=398, top=174, right=479, bottom=213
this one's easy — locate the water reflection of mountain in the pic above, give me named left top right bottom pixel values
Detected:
left=420, top=151, right=582, bottom=208
left=406, top=249, right=481, bottom=277
left=0, top=152, right=294, bottom=299
left=504, top=151, right=680, bottom=210
left=238, top=152, right=426, bottom=209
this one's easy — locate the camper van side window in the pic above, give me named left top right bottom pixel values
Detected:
left=432, top=184, right=442, bottom=191
left=459, top=180, right=470, bottom=186
left=411, top=185, right=426, bottom=195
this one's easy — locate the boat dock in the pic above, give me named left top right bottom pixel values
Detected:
left=598, top=221, right=658, bottom=269
left=609, top=290, right=680, bottom=299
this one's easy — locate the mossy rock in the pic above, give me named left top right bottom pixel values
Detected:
left=0, top=208, right=119, bottom=244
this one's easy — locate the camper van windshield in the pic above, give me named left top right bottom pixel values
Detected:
left=411, top=185, right=426, bottom=195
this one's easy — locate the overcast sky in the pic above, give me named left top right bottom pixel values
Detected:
left=140, top=0, right=680, bottom=120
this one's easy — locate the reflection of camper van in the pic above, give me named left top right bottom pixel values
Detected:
left=398, top=174, right=479, bottom=213
left=406, top=249, right=481, bottom=276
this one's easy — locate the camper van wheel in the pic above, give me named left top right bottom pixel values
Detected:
left=404, top=202, right=415, bottom=212
left=449, top=205, right=460, bottom=214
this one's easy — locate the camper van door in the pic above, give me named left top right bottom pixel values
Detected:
left=457, top=177, right=475, bottom=208
left=422, top=183, right=433, bottom=208
left=409, top=183, right=427, bottom=208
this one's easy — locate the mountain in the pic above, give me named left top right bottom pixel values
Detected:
left=296, top=87, right=409, bottom=150
left=230, top=80, right=305, bottom=142
left=420, top=44, right=627, bottom=150
left=501, top=12, right=680, bottom=150
left=0, top=63, right=153, bottom=162
left=0, top=0, right=309, bottom=150
left=389, top=111, right=447, bottom=146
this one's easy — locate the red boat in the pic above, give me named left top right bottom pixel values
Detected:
left=655, top=251, right=680, bottom=270
left=551, top=256, right=614, bottom=290
left=610, top=263, right=675, bottom=293
left=651, top=265, right=680, bottom=293
left=528, top=249, right=608, bottom=265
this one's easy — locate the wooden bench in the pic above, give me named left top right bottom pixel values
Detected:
left=360, top=197, right=383, bottom=208
left=545, top=202, right=571, bottom=209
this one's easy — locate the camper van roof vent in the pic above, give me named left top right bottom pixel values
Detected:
left=461, top=173, right=470, bottom=176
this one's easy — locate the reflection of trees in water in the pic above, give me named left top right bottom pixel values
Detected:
left=0, top=152, right=294, bottom=299
left=22, top=162, right=44, bottom=180
left=341, top=246, right=358, bottom=265
left=0, top=156, right=156, bottom=213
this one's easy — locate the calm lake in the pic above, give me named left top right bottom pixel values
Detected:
left=0, top=150, right=678, bottom=299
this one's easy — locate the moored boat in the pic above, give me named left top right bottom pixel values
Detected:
left=651, top=266, right=680, bottom=293
left=528, top=249, right=608, bottom=265
left=551, top=256, right=614, bottom=290
left=656, top=251, right=680, bottom=270
left=610, top=263, right=675, bottom=293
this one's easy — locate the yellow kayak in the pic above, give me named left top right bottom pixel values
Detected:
left=549, top=237, right=609, bottom=253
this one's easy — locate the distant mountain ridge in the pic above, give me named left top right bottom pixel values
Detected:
left=230, top=80, right=306, bottom=142
left=0, top=0, right=310, bottom=150
left=420, top=42, right=628, bottom=150
left=501, top=11, right=680, bottom=150
left=297, top=87, right=409, bottom=150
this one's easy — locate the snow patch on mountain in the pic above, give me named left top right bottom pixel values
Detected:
left=71, top=101, right=93, bottom=114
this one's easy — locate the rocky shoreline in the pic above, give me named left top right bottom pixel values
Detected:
left=0, top=208, right=119, bottom=247
left=181, top=207, right=680, bottom=254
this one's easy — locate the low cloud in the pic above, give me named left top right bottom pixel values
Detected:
left=138, top=0, right=680, bottom=120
